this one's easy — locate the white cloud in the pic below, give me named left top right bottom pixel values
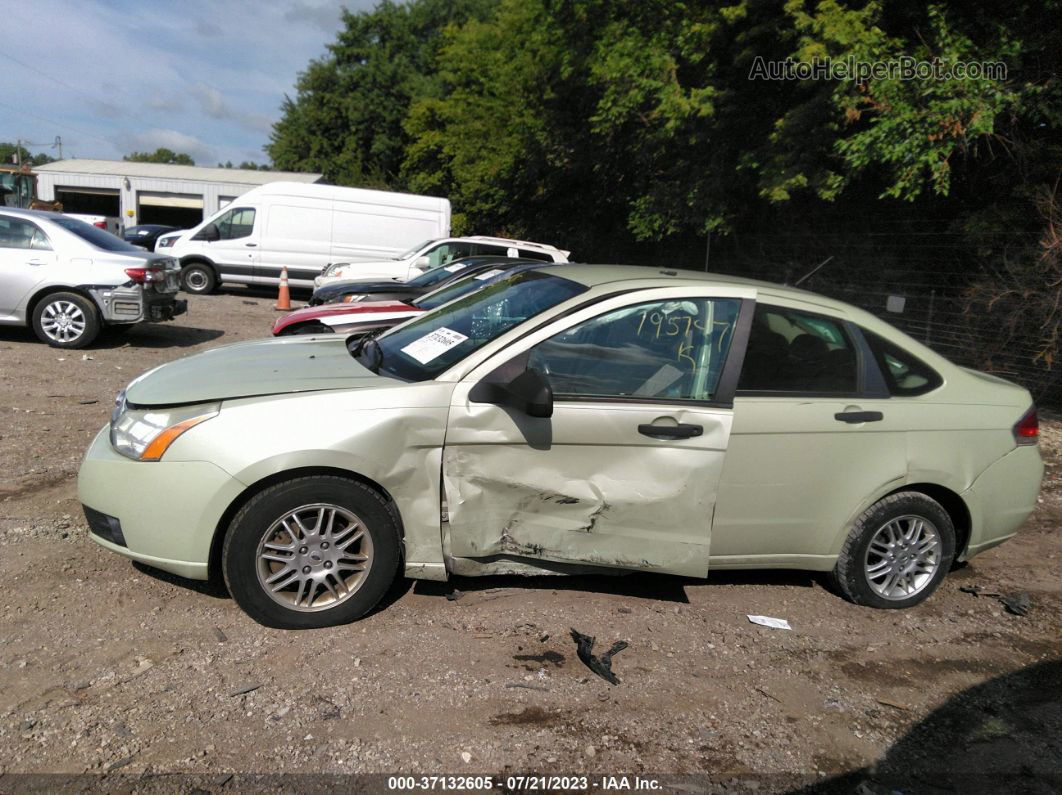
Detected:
left=113, top=129, right=218, bottom=165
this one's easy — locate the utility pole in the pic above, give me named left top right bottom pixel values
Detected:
left=14, top=138, right=22, bottom=168
left=54, top=135, right=62, bottom=160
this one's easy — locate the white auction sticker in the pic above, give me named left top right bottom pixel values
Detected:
left=444, top=263, right=465, bottom=272
left=475, top=268, right=504, bottom=280
left=400, top=327, right=469, bottom=364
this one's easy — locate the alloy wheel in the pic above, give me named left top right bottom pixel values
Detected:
left=864, top=514, right=941, bottom=600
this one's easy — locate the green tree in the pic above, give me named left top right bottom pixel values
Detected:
left=0, top=142, right=55, bottom=167
left=124, top=148, right=196, bottom=165
left=268, top=0, right=497, bottom=187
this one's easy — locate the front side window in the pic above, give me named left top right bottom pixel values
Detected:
left=863, top=329, right=943, bottom=396
left=361, top=270, right=587, bottom=381
left=0, top=216, right=51, bottom=250
left=737, top=304, right=857, bottom=394
left=214, top=207, right=256, bottom=240
left=528, top=298, right=741, bottom=402
left=424, top=241, right=475, bottom=267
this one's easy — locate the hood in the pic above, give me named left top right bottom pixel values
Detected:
left=125, top=335, right=386, bottom=406
left=282, top=300, right=417, bottom=322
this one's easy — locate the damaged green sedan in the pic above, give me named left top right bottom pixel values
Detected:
left=78, top=265, right=1044, bottom=628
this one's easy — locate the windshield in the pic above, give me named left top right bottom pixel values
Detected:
left=52, top=217, right=141, bottom=252
left=406, top=259, right=475, bottom=288
left=359, top=270, right=587, bottom=381
left=396, top=239, right=435, bottom=260
left=412, top=266, right=516, bottom=310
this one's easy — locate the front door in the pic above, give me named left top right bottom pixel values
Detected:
left=206, top=205, right=259, bottom=284
left=443, top=289, right=754, bottom=577
left=0, top=215, right=57, bottom=319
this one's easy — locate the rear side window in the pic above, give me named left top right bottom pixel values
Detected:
left=0, top=216, right=51, bottom=250
left=737, top=304, right=858, bottom=394
left=862, top=330, right=942, bottom=396
left=517, top=248, right=554, bottom=262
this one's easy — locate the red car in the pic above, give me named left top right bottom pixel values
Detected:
left=271, top=299, right=421, bottom=336
left=271, top=260, right=545, bottom=337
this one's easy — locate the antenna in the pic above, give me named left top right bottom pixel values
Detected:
left=793, top=256, right=834, bottom=287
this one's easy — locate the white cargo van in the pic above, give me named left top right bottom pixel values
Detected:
left=156, top=182, right=451, bottom=294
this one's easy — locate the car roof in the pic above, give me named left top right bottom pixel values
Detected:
left=0, top=207, right=65, bottom=220
left=537, top=263, right=863, bottom=314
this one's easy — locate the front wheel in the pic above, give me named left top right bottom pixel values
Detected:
left=832, top=491, right=956, bottom=609
left=31, top=292, right=100, bottom=349
left=181, top=263, right=217, bottom=294
left=222, top=476, right=401, bottom=629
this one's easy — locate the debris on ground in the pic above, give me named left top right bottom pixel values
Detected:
left=959, top=584, right=1032, bottom=616
left=747, top=615, right=792, bottom=630
left=505, top=682, right=550, bottom=692
left=570, top=628, right=628, bottom=685
left=228, top=683, right=262, bottom=696
left=446, top=589, right=464, bottom=602
left=213, top=627, right=228, bottom=643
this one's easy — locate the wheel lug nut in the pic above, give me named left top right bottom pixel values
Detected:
left=321, top=542, right=329, bottom=549
left=299, top=546, right=308, bottom=554
left=324, top=561, right=333, bottom=569
left=302, top=566, right=311, bottom=574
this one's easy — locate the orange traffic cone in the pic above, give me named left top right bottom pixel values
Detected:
left=275, top=266, right=291, bottom=311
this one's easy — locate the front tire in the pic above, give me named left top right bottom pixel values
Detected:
left=31, top=292, right=100, bottom=349
left=222, top=476, right=401, bottom=629
left=181, top=263, right=217, bottom=294
left=832, top=491, right=955, bottom=609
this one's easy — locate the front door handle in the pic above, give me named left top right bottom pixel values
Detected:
left=835, top=411, right=883, bottom=424
left=27, top=258, right=46, bottom=266
left=245, top=242, right=257, bottom=247
left=638, top=423, right=703, bottom=439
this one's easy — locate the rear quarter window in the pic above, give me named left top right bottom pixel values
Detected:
left=862, top=329, right=943, bottom=396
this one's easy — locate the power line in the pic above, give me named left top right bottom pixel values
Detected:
left=0, top=100, right=113, bottom=147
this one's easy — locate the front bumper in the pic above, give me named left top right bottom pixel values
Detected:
left=77, top=426, right=245, bottom=580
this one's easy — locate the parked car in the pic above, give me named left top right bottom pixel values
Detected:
left=124, top=224, right=178, bottom=250
left=273, top=259, right=542, bottom=336
left=0, top=208, right=186, bottom=349
left=309, top=255, right=527, bottom=306
left=66, top=213, right=123, bottom=237
left=79, top=265, right=1043, bottom=629
left=314, top=236, right=569, bottom=290
left=156, top=182, right=452, bottom=294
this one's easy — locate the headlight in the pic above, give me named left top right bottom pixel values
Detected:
left=341, top=294, right=367, bottom=303
left=109, top=390, right=220, bottom=461
left=157, top=237, right=175, bottom=248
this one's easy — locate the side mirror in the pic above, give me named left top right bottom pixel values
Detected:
left=196, top=223, right=220, bottom=242
left=469, top=366, right=553, bottom=418
left=414, top=255, right=431, bottom=270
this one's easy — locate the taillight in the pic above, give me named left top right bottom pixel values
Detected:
left=125, top=268, right=162, bottom=283
left=94, top=220, right=107, bottom=229
left=1013, top=407, right=1039, bottom=445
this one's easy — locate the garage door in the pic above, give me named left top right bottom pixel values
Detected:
left=56, top=187, right=119, bottom=217
left=137, top=191, right=204, bottom=227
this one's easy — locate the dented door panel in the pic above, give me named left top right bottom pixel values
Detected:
left=443, top=399, right=733, bottom=577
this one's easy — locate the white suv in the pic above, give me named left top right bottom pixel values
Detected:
left=315, top=236, right=569, bottom=288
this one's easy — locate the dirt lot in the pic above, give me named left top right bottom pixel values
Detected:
left=1, top=288, right=1060, bottom=792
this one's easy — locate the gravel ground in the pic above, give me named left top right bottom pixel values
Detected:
left=1, top=288, right=1059, bottom=792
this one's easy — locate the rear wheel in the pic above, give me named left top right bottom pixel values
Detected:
left=832, top=491, right=955, bottom=609
left=222, top=476, right=401, bottom=629
left=181, top=263, right=216, bottom=294
left=31, top=292, right=100, bottom=349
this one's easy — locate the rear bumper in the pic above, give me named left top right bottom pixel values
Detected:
left=91, top=285, right=186, bottom=325
left=961, top=445, right=1044, bottom=559
left=147, top=296, right=187, bottom=322
left=78, top=426, right=244, bottom=580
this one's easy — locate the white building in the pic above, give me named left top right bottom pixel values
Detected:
left=33, top=159, right=323, bottom=229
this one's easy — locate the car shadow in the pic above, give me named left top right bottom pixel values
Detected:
left=0, top=324, right=225, bottom=350
left=797, top=658, right=1062, bottom=793
left=415, top=570, right=694, bottom=603
left=132, top=560, right=230, bottom=599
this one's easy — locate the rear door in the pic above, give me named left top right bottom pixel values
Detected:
left=710, top=300, right=906, bottom=567
left=443, top=287, right=755, bottom=576
left=0, top=215, right=57, bottom=319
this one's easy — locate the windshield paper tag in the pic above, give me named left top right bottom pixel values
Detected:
left=475, top=268, right=504, bottom=280
left=400, top=327, right=469, bottom=364
left=444, top=263, right=465, bottom=272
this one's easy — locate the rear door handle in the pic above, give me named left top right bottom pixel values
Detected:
left=835, top=411, right=883, bottom=424
left=245, top=242, right=257, bottom=247
left=27, top=259, right=46, bottom=266
left=638, top=423, right=703, bottom=439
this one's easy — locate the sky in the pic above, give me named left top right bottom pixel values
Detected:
left=2, top=0, right=377, bottom=167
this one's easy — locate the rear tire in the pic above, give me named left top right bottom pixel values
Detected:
left=222, top=476, right=401, bottom=629
left=31, top=292, right=100, bottom=349
left=181, top=263, right=217, bottom=294
left=832, top=491, right=955, bottom=609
